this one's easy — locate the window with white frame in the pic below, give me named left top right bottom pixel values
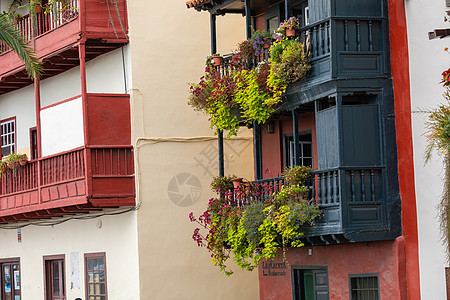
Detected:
left=1, top=118, right=15, bottom=157
left=285, top=132, right=313, bottom=168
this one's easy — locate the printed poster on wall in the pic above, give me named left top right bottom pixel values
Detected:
left=4, top=273, right=11, bottom=293
left=14, top=270, right=20, bottom=290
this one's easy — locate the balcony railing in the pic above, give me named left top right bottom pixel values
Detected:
left=0, top=146, right=134, bottom=220
left=0, top=0, right=79, bottom=53
left=214, top=18, right=332, bottom=77
left=226, top=166, right=387, bottom=242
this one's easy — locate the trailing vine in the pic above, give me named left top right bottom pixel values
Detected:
left=189, top=167, right=321, bottom=275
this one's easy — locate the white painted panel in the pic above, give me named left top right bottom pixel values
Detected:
left=40, top=67, right=82, bottom=108
left=406, top=0, right=449, bottom=299
left=0, top=85, right=36, bottom=154
left=86, top=48, right=127, bottom=93
left=40, top=97, right=84, bottom=156
left=40, top=48, right=128, bottom=108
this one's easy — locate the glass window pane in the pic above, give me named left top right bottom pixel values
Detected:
left=88, top=259, right=95, bottom=271
left=100, top=283, right=105, bottom=294
left=98, top=258, right=104, bottom=271
left=88, top=272, right=94, bottom=283
left=89, top=283, right=95, bottom=295
left=303, top=143, right=312, bottom=157
left=94, top=272, right=100, bottom=283
left=95, top=283, right=100, bottom=295
left=99, top=271, right=105, bottom=282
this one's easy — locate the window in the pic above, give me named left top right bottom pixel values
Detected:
left=30, top=127, right=37, bottom=160
left=85, top=253, right=107, bottom=300
left=285, top=132, right=313, bottom=168
left=292, top=0, right=309, bottom=27
left=265, top=4, right=283, bottom=36
left=0, top=258, right=21, bottom=300
left=292, top=268, right=329, bottom=300
left=1, top=118, right=16, bottom=157
left=349, top=274, right=379, bottom=300
left=44, top=255, right=66, bottom=300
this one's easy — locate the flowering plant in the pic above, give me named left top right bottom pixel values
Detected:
left=249, top=30, right=272, bottom=56
left=189, top=170, right=321, bottom=275
left=275, top=17, right=300, bottom=39
left=280, top=16, right=300, bottom=30
left=188, top=66, right=240, bottom=136
left=238, top=40, right=256, bottom=62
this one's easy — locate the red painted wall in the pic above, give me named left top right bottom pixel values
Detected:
left=261, top=112, right=317, bottom=178
left=259, top=239, right=404, bottom=300
left=87, top=94, right=131, bottom=146
left=387, top=0, right=421, bottom=298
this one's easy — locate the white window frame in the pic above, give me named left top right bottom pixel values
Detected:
left=1, top=118, right=16, bottom=157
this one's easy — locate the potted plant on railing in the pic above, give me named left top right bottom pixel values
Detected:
left=208, top=54, right=223, bottom=67
left=275, top=17, right=300, bottom=38
left=3, top=153, right=28, bottom=172
left=249, top=30, right=272, bottom=56
left=210, top=175, right=236, bottom=195
left=189, top=167, right=321, bottom=275
left=237, top=39, right=255, bottom=65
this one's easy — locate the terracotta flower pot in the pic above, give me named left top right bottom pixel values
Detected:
left=211, top=55, right=223, bottom=67
left=35, top=4, right=43, bottom=13
left=286, top=28, right=296, bottom=37
left=232, top=178, right=243, bottom=189
left=19, top=158, right=27, bottom=166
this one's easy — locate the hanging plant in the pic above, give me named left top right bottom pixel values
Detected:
left=425, top=68, right=450, bottom=261
left=269, top=38, right=310, bottom=85
left=189, top=167, right=321, bottom=275
left=188, top=66, right=240, bottom=137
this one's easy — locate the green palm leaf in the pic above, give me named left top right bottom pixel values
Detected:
left=0, top=14, right=42, bottom=78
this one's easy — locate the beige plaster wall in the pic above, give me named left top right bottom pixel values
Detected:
left=127, top=1, right=259, bottom=299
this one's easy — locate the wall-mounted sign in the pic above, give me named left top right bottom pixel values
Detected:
left=262, top=261, right=287, bottom=277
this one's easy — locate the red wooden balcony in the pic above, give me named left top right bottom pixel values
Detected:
left=0, top=0, right=128, bottom=94
left=0, top=146, right=135, bottom=223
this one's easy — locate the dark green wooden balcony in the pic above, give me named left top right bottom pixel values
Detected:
left=245, top=165, right=397, bottom=246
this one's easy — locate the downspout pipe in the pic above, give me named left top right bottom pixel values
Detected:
left=292, top=109, right=300, bottom=166
left=210, top=13, right=225, bottom=177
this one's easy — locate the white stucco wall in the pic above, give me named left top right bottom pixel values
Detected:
left=40, top=48, right=128, bottom=108
left=40, top=97, right=84, bottom=157
left=0, top=85, right=36, bottom=155
left=405, top=1, right=449, bottom=298
left=0, top=212, right=140, bottom=300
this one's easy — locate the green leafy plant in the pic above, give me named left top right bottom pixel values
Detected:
left=188, top=66, right=240, bottom=137
left=233, top=68, right=282, bottom=125
left=210, top=175, right=236, bottom=194
left=269, top=38, right=310, bottom=85
left=426, top=70, right=450, bottom=261
left=282, top=165, right=313, bottom=186
left=190, top=171, right=321, bottom=275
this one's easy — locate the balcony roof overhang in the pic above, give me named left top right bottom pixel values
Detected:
left=186, top=0, right=280, bottom=14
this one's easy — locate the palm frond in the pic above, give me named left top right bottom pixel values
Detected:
left=0, top=15, right=42, bottom=78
